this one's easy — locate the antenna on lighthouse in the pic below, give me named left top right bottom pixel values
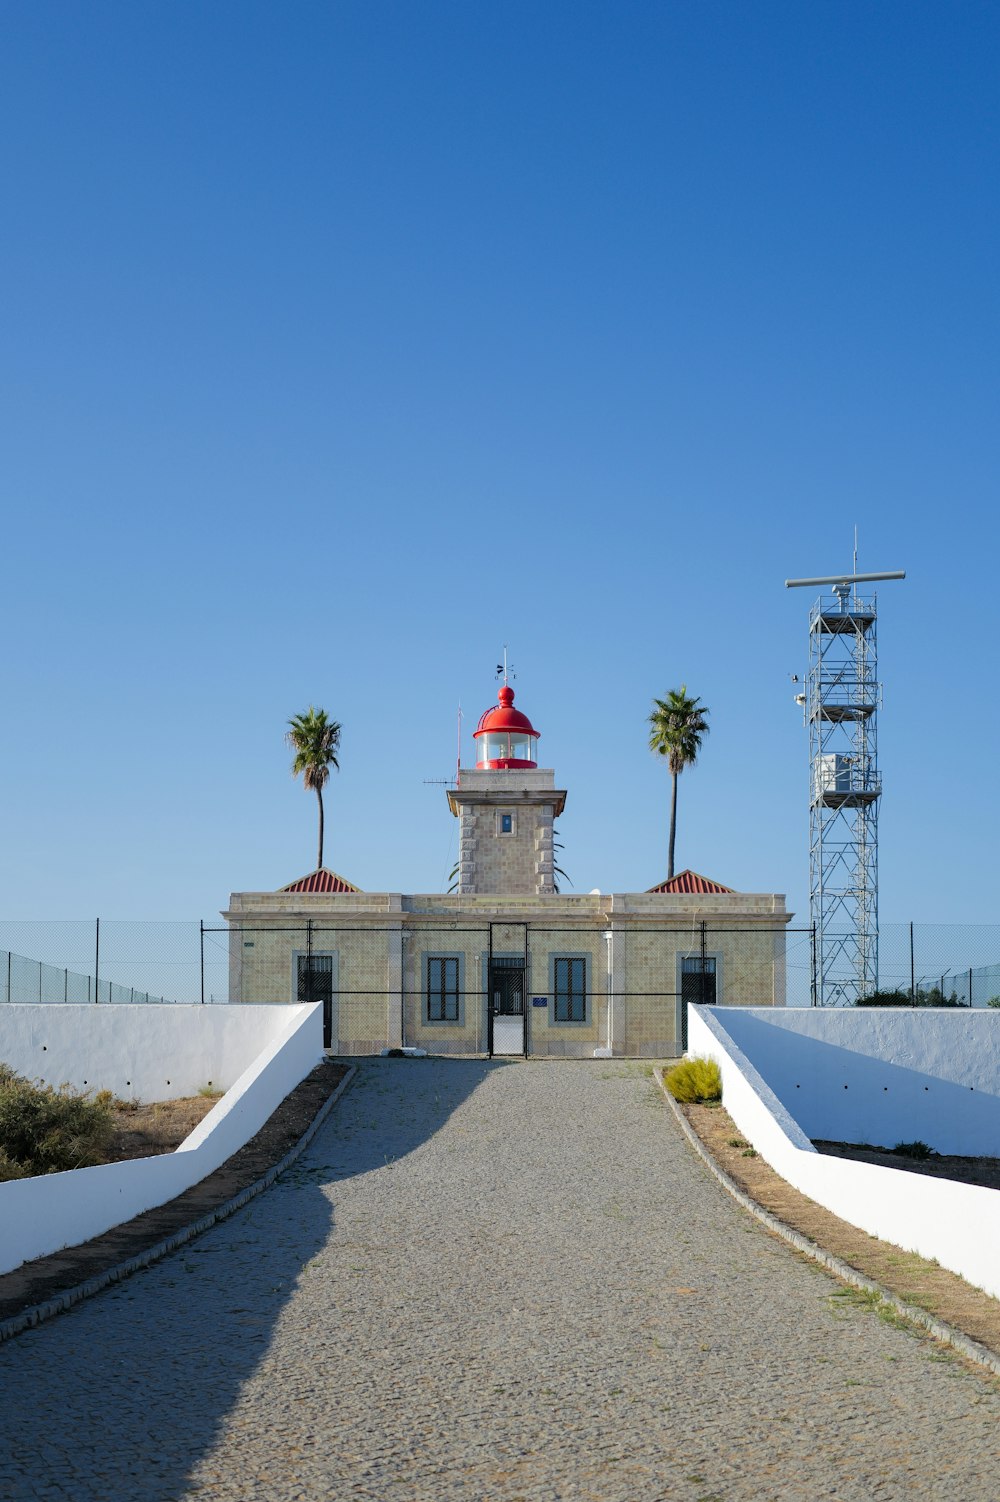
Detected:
left=423, top=704, right=465, bottom=790
left=786, top=557, right=905, bottom=1005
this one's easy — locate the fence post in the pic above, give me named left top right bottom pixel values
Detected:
left=970, top=967, right=974, bottom=1007
left=910, top=922, right=915, bottom=1005
left=94, top=918, right=100, bottom=1004
left=64, top=968, right=68, bottom=1003
left=699, top=920, right=708, bottom=1005
left=38, top=961, right=42, bottom=1004
left=306, top=918, right=313, bottom=1004
left=810, top=923, right=817, bottom=1006
left=200, top=920, right=205, bottom=1005
left=7, top=951, right=10, bottom=1004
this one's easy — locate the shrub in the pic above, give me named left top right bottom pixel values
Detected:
left=855, top=988, right=968, bottom=1008
left=854, top=990, right=912, bottom=1007
left=664, top=1056, right=722, bottom=1103
left=891, top=1140, right=933, bottom=1160
left=0, top=1149, right=29, bottom=1182
left=0, top=1065, right=114, bottom=1179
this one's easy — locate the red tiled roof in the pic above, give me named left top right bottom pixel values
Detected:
left=278, top=868, right=361, bottom=895
left=647, top=869, right=735, bottom=895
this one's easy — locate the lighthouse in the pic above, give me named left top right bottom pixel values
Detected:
left=447, top=683, right=566, bottom=895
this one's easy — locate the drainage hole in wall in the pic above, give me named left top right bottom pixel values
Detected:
left=843, top=1084, right=848, bottom=1089
left=42, top=1045, right=47, bottom=1051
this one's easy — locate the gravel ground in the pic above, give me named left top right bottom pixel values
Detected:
left=0, top=1062, right=348, bottom=1325
left=0, top=1057, right=998, bottom=1501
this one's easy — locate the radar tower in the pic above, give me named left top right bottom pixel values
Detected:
left=786, top=566, right=905, bottom=1005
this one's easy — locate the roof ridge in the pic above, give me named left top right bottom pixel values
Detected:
left=278, top=867, right=362, bottom=895
left=646, top=868, right=735, bottom=895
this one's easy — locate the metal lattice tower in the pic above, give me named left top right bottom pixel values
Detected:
left=786, top=569, right=904, bottom=1006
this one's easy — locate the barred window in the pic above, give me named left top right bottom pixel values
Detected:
left=297, top=953, right=334, bottom=1004
left=427, top=956, right=460, bottom=1022
left=681, top=956, right=717, bottom=1006
left=554, top=956, right=587, bottom=1022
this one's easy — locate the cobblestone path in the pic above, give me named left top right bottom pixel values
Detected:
left=1, top=1059, right=997, bottom=1501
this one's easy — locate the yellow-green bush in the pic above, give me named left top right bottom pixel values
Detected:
left=663, top=1055, right=722, bottom=1103
left=0, top=1063, right=114, bottom=1180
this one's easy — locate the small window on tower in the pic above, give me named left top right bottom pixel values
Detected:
left=500, top=814, right=513, bottom=834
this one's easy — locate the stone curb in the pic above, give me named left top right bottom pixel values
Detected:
left=654, top=1069, right=1000, bottom=1381
left=0, top=1064, right=357, bottom=1346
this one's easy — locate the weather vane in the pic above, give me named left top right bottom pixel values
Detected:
left=496, top=645, right=515, bottom=685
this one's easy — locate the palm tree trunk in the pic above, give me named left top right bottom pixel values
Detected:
left=316, top=787, right=325, bottom=870
left=668, top=771, right=678, bottom=880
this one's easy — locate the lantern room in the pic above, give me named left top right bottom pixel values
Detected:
left=474, top=686, right=539, bottom=769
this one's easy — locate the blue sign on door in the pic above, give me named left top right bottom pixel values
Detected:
left=532, top=996, right=547, bottom=1007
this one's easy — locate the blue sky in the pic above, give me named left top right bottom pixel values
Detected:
left=2, top=1, right=998, bottom=931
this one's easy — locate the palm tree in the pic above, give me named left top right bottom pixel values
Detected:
left=648, top=686, right=710, bottom=880
left=552, top=827, right=572, bottom=894
left=286, top=706, right=341, bottom=870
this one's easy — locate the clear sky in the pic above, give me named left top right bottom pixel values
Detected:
left=2, top=1, right=998, bottom=934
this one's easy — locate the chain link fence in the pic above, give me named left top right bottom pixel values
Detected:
left=0, top=921, right=205, bottom=1006
left=0, top=919, right=998, bottom=1018
left=874, top=924, right=1000, bottom=1007
left=213, top=919, right=799, bottom=1055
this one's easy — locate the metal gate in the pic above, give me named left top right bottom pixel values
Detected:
left=679, top=955, right=716, bottom=1052
left=298, top=951, right=336, bottom=1049
left=488, top=923, right=527, bottom=1057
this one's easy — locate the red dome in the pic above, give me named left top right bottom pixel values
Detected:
left=473, top=686, right=540, bottom=769
left=474, top=685, right=539, bottom=738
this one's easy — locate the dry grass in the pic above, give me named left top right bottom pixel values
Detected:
left=107, top=1096, right=220, bottom=1161
left=0, top=1065, right=221, bottom=1179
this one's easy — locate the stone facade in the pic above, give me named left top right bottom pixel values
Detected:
left=447, top=769, right=567, bottom=896
left=224, top=888, right=791, bottom=1059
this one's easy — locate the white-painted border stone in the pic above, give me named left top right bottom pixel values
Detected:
left=688, top=1005, right=1000, bottom=1301
left=0, top=1002, right=323, bottom=1276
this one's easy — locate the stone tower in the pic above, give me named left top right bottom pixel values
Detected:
left=446, top=684, right=567, bottom=896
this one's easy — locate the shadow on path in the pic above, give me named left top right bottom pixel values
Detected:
left=0, top=1057, right=506, bottom=1502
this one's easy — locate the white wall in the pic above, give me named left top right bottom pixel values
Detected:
left=688, top=1005, right=1000, bottom=1301
left=0, top=1002, right=324, bottom=1276
left=0, top=1004, right=306, bottom=1101
left=711, top=1006, right=1000, bottom=1156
